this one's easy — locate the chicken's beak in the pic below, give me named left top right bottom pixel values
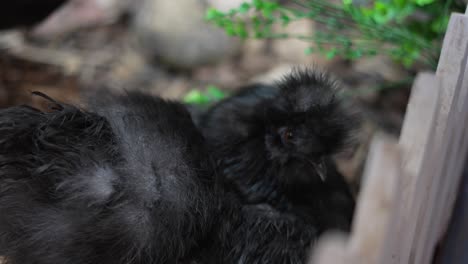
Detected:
left=314, top=158, right=327, bottom=182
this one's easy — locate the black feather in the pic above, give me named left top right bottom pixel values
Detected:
left=0, top=91, right=219, bottom=264
left=196, top=67, right=357, bottom=263
left=0, top=67, right=358, bottom=264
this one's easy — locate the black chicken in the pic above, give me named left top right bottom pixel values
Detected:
left=0, top=68, right=357, bottom=264
left=0, top=92, right=219, bottom=264
left=196, top=68, right=357, bottom=263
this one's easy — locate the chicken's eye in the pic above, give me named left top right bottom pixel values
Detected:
left=280, top=128, right=294, bottom=145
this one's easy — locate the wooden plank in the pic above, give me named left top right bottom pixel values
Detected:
left=349, top=134, right=400, bottom=264
left=309, top=233, right=349, bottom=264
left=417, top=81, right=468, bottom=264
left=436, top=51, right=468, bottom=238
left=311, top=134, right=400, bottom=264
left=411, top=99, right=451, bottom=264
left=417, top=68, right=468, bottom=264
left=399, top=73, right=441, bottom=179
left=413, top=12, right=468, bottom=264
left=435, top=13, right=468, bottom=133
left=390, top=73, right=441, bottom=264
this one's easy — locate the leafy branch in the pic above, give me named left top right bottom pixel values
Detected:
left=206, top=0, right=462, bottom=69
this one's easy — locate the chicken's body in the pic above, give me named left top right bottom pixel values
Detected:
left=0, top=69, right=356, bottom=264
left=196, top=69, right=356, bottom=263
left=0, top=92, right=218, bottom=264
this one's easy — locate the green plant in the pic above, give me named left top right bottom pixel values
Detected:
left=206, top=0, right=463, bottom=69
left=184, top=85, right=228, bottom=105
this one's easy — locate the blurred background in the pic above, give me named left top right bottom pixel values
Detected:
left=0, top=0, right=465, bottom=190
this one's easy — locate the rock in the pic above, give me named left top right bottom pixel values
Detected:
left=206, top=0, right=250, bottom=12
left=239, top=38, right=276, bottom=74
left=150, top=77, right=192, bottom=100
left=132, top=0, right=240, bottom=69
left=353, top=55, right=409, bottom=82
left=192, top=61, right=245, bottom=88
left=32, top=0, right=134, bottom=37
left=249, top=64, right=295, bottom=84
left=94, top=46, right=170, bottom=92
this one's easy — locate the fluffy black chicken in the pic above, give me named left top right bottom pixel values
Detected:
left=0, top=92, right=219, bottom=264
left=196, top=68, right=357, bottom=263
left=0, top=68, right=356, bottom=264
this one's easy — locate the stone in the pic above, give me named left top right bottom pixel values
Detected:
left=32, top=0, right=134, bottom=37
left=132, top=0, right=240, bottom=69
left=238, top=38, right=276, bottom=74
left=353, top=55, right=409, bottom=82
left=249, top=64, right=295, bottom=84
left=206, top=0, right=250, bottom=12
left=192, top=61, right=244, bottom=88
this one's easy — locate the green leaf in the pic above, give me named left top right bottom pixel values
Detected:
left=326, top=48, right=338, bottom=59
left=402, top=56, right=415, bottom=67
left=262, top=9, right=273, bottom=19
left=413, top=0, right=435, bottom=6
left=304, top=47, right=314, bottom=55
left=228, top=9, right=238, bottom=16
left=205, top=8, right=223, bottom=20
left=239, top=2, right=251, bottom=13
left=223, top=20, right=236, bottom=35
left=252, top=15, right=261, bottom=24
left=280, top=12, right=290, bottom=26
left=184, top=86, right=227, bottom=105
left=254, top=31, right=265, bottom=38
left=394, top=5, right=415, bottom=23
left=372, top=2, right=396, bottom=24
left=263, top=1, right=279, bottom=11
left=235, top=22, right=249, bottom=38
left=349, top=49, right=363, bottom=59
left=253, top=0, right=264, bottom=9
left=431, top=15, right=449, bottom=33
left=392, top=0, right=407, bottom=8
left=184, top=90, right=209, bottom=104
left=326, top=17, right=338, bottom=29
left=367, top=49, right=378, bottom=56
left=206, top=85, right=227, bottom=100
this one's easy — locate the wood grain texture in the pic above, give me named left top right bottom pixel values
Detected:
left=415, top=13, right=468, bottom=264
left=311, top=134, right=400, bottom=264
left=393, top=72, right=441, bottom=264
